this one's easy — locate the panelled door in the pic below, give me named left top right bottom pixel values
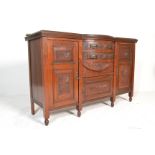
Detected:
left=116, top=42, right=134, bottom=94
left=50, top=40, right=78, bottom=108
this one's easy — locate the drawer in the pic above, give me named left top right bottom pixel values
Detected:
left=83, top=51, right=114, bottom=60
left=82, top=59, right=113, bottom=77
left=83, top=40, right=114, bottom=50
left=83, top=60, right=113, bottom=72
left=83, top=75, right=113, bottom=101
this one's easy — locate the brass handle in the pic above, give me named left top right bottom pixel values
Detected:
left=90, top=44, right=98, bottom=48
left=89, top=53, right=97, bottom=59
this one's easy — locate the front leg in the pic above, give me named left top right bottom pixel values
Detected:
left=31, top=100, right=35, bottom=115
left=45, top=119, right=49, bottom=126
left=129, top=91, right=133, bottom=102
left=76, top=105, right=82, bottom=117
left=110, top=97, right=115, bottom=107
left=44, top=107, right=50, bottom=126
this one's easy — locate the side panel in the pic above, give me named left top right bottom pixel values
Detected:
left=28, top=38, right=44, bottom=106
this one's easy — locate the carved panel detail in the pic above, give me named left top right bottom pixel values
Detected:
left=58, top=73, right=70, bottom=95
left=53, top=70, right=74, bottom=103
left=54, top=48, right=73, bottom=62
left=53, top=41, right=74, bottom=63
left=83, top=76, right=113, bottom=101
left=118, top=64, right=130, bottom=88
left=85, top=81, right=110, bottom=96
left=119, top=45, right=131, bottom=61
left=83, top=61, right=113, bottom=72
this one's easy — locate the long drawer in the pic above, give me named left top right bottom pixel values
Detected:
left=83, top=40, right=114, bottom=51
left=82, top=59, right=113, bottom=77
left=82, top=75, right=113, bottom=102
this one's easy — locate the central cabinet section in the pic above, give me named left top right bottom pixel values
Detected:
left=79, top=39, right=115, bottom=103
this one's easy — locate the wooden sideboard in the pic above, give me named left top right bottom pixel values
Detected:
left=25, top=30, right=138, bottom=125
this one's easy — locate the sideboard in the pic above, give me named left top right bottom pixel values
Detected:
left=25, top=30, right=138, bottom=125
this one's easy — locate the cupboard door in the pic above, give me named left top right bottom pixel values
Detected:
left=116, top=43, right=134, bottom=94
left=50, top=40, right=78, bottom=108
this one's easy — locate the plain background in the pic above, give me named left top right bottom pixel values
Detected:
left=0, top=0, right=155, bottom=155
left=0, top=0, right=155, bottom=96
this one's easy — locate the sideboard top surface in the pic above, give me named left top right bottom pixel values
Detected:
left=25, top=30, right=138, bottom=43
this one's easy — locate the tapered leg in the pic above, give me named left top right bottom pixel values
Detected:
left=110, top=97, right=115, bottom=107
left=31, top=100, right=35, bottom=115
left=76, top=105, right=82, bottom=117
left=44, top=108, right=50, bottom=126
left=45, top=119, right=49, bottom=126
left=129, top=92, right=133, bottom=102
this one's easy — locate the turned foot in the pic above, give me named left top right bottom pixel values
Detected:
left=45, top=119, right=49, bottom=126
left=111, top=102, right=114, bottom=107
left=110, top=97, right=114, bottom=107
left=77, top=110, right=81, bottom=117
left=31, top=110, right=35, bottom=115
left=31, top=102, right=35, bottom=115
left=76, top=105, right=82, bottom=117
left=129, top=97, right=132, bottom=102
left=128, top=92, right=133, bottom=102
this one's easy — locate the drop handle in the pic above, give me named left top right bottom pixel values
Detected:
left=89, top=53, right=97, bottom=59
left=90, top=44, right=98, bottom=48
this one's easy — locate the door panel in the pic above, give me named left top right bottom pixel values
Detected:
left=53, top=69, right=74, bottom=102
left=118, top=44, right=131, bottom=61
left=50, top=40, right=78, bottom=108
left=118, top=63, right=131, bottom=90
left=117, top=43, right=133, bottom=93
left=53, top=41, right=74, bottom=63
